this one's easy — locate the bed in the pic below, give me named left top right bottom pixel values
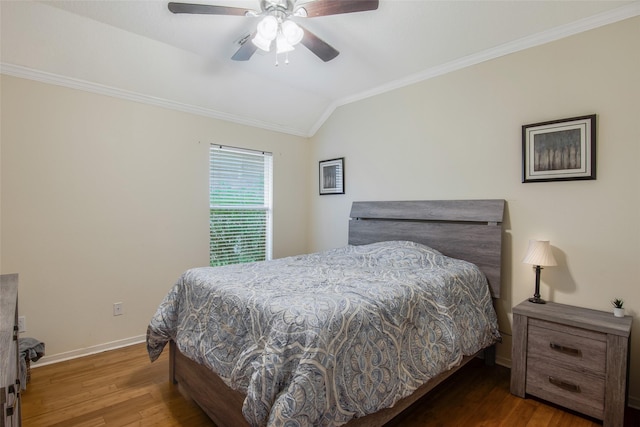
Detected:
left=147, top=199, right=505, bottom=426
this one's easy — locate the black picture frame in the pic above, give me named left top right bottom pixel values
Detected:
left=319, top=157, right=345, bottom=195
left=522, top=114, right=596, bottom=183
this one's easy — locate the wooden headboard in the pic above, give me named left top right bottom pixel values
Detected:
left=348, top=200, right=505, bottom=298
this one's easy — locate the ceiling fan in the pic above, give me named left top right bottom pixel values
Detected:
left=168, top=0, right=379, bottom=63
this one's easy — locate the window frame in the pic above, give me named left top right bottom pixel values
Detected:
left=209, top=144, right=273, bottom=266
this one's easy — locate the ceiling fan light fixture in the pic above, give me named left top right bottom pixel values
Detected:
left=293, top=7, right=307, bottom=18
left=252, top=15, right=279, bottom=52
left=252, top=33, right=272, bottom=52
left=276, top=33, right=295, bottom=54
left=169, top=0, right=379, bottom=63
left=256, top=15, right=278, bottom=40
left=281, top=20, right=303, bottom=46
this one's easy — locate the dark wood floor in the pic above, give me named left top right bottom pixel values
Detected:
left=21, top=343, right=639, bottom=426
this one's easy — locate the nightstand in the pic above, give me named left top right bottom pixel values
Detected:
left=1, top=274, right=21, bottom=427
left=510, top=300, right=632, bottom=427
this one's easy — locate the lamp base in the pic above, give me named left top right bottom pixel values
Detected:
left=528, top=265, right=546, bottom=304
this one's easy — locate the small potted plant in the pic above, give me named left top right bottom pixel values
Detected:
left=611, top=298, right=624, bottom=317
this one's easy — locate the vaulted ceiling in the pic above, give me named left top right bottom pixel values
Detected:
left=2, top=1, right=638, bottom=136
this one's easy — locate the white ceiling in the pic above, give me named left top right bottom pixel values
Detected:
left=1, top=0, right=638, bottom=136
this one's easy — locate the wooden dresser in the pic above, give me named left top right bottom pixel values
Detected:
left=511, top=300, right=632, bottom=427
left=1, top=274, right=21, bottom=427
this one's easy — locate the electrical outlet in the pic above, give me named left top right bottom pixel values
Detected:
left=18, top=316, right=26, bottom=333
left=113, top=302, right=124, bottom=316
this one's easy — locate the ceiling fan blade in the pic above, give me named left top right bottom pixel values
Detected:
left=168, top=2, right=253, bottom=16
left=296, top=0, right=378, bottom=17
left=300, top=28, right=339, bottom=62
left=232, top=34, right=259, bottom=61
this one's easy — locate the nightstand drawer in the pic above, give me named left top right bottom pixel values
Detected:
left=528, top=318, right=606, bottom=374
left=526, top=358, right=605, bottom=419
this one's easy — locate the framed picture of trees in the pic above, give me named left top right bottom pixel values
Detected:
left=522, top=114, right=596, bottom=183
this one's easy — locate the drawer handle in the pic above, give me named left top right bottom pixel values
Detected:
left=548, top=376, right=581, bottom=393
left=549, top=343, right=581, bottom=357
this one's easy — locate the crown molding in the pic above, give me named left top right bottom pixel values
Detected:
left=0, top=63, right=310, bottom=138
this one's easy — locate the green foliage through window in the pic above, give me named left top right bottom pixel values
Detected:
left=209, top=145, right=272, bottom=266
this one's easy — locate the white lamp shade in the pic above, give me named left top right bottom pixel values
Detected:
left=252, top=33, right=272, bottom=51
left=256, top=15, right=278, bottom=41
left=276, top=33, right=295, bottom=54
left=522, top=240, right=557, bottom=267
left=281, top=20, right=303, bottom=46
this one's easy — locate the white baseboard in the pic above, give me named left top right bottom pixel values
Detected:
left=31, top=335, right=146, bottom=367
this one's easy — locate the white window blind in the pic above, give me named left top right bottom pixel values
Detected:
left=209, top=145, right=273, bottom=266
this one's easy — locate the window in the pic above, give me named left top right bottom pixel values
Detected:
left=209, top=145, right=273, bottom=266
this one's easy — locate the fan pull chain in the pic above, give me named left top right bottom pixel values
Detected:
left=274, top=53, right=290, bottom=67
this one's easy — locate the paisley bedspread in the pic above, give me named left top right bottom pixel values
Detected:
left=146, top=241, right=500, bottom=426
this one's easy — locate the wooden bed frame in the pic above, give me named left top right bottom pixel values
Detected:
left=170, top=199, right=505, bottom=426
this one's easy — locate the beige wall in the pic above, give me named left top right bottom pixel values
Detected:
left=309, top=17, right=640, bottom=404
left=0, top=75, right=310, bottom=359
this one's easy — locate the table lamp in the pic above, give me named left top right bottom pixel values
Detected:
left=522, top=240, right=557, bottom=304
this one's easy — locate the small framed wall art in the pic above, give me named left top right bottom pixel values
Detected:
left=522, top=114, right=596, bottom=183
left=319, top=157, right=345, bottom=195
